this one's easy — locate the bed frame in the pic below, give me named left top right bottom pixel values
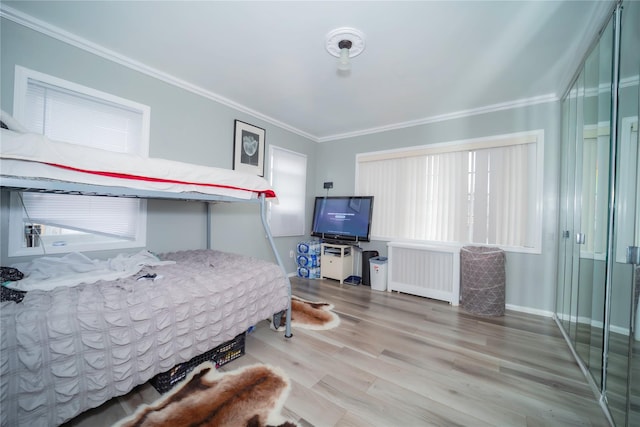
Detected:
left=1, top=175, right=294, bottom=426
left=1, top=116, right=296, bottom=426
left=0, top=176, right=293, bottom=339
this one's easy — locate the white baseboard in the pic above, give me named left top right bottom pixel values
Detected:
left=505, top=304, right=554, bottom=318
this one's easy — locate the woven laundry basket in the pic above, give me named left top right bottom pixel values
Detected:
left=460, top=246, right=506, bottom=316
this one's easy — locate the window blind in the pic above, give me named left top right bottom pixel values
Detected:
left=357, top=132, right=542, bottom=250
left=269, top=146, right=306, bottom=237
left=21, top=193, right=138, bottom=240
left=24, top=78, right=144, bottom=153
left=19, top=73, right=145, bottom=240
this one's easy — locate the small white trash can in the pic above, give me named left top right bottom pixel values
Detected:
left=369, top=256, right=388, bottom=291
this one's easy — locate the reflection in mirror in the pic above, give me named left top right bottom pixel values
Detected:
left=557, top=95, right=575, bottom=334
left=556, top=2, right=639, bottom=424
left=568, top=69, right=586, bottom=347
left=574, top=20, right=611, bottom=389
left=606, top=1, right=639, bottom=425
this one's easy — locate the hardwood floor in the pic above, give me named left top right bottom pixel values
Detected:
left=65, top=277, right=611, bottom=427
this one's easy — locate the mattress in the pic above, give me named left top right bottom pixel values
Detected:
left=0, top=129, right=276, bottom=200
left=0, top=249, right=289, bottom=426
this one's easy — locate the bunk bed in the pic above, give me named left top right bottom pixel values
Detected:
left=0, top=120, right=293, bottom=426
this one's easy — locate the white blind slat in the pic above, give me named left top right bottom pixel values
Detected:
left=19, top=72, right=145, bottom=241
left=269, top=147, right=307, bottom=237
left=21, top=193, right=139, bottom=239
left=357, top=134, right=540, bottom=249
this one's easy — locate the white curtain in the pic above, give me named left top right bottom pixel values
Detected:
left=358, top=151, right=467, bottom=242
left=424, top=151, right=468, bottom=242
left=485, top=143, right=535, bottom=247
left=357, top=136, right=539, bottom=248
left=358, top=157, right=421, bottom=239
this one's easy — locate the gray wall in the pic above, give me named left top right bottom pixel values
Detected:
left=0, top=18, right=316, bottom=272
left=1, top=17, right=563, bottom=314
left=315, top=103, right=562, bottom=314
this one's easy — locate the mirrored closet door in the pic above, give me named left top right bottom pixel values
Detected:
left=555, top=2, right=639, bottom=425
left=556, top=11, right=613, bottom=394
left=605, top=1, right=639, bottom=425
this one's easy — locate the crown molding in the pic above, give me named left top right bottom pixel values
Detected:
left=0, top=4, right=317, bottom=142
left=2, top=4, right=564, bottom=145
left=317, top=94, right=559, bottom=143
left=620, top=75, right=639, bottom=89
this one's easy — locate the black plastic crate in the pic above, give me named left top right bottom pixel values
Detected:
left=150, top=332, right=246, bottom=393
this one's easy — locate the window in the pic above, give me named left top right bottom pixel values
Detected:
left=268, top=146, right=306, bottom=237
left=8, top=66, right=150, bottom=256
left=356, top=131, right=543, bottom=252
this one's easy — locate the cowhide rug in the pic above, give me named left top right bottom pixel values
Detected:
left=114, top=362, right=297, bottom=427
left=272, top=296, right=340, bottom=331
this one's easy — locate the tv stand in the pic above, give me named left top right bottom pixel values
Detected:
left=320, top=243, right=353, bottom=284
left=321, top=238, right=361, bottom=248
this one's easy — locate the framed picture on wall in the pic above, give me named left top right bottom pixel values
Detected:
left=233, top=120, right=265, bottom=176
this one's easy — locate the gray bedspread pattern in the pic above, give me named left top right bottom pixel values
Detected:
left=0, top=250, right=289, bottom=426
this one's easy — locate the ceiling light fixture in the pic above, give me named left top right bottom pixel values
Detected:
left=337, top=40, right=352, bottom=71
left=326, top=27, right=365, bottom=72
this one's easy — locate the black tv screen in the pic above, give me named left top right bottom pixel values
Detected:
left=311, top=196, right=374, bottom=242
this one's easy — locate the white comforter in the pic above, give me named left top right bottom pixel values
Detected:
left=6, top=250, right=175, bottom=291
left=0, top=129, right=276, bottom=199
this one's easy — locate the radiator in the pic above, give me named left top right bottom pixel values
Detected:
left=387, top=242, right=460, bottom=305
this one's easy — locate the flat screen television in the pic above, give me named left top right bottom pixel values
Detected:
left=311, top=196, right=374, bottom=242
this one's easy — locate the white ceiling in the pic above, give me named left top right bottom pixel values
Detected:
left=2, top=1, right=614, bottom=142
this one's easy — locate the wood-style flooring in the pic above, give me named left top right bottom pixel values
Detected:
left=64, top=277, right=611, bottom=427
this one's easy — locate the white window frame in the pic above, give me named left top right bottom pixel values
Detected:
left=579, top=122, right=610, bottom=261
left=356, top=130, right=544, bottom=254
left=268, top=145, right=307, bottom=237
left=615, top=116, right=639, bottom=263
left=8, top=65, right=150, bottom=256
